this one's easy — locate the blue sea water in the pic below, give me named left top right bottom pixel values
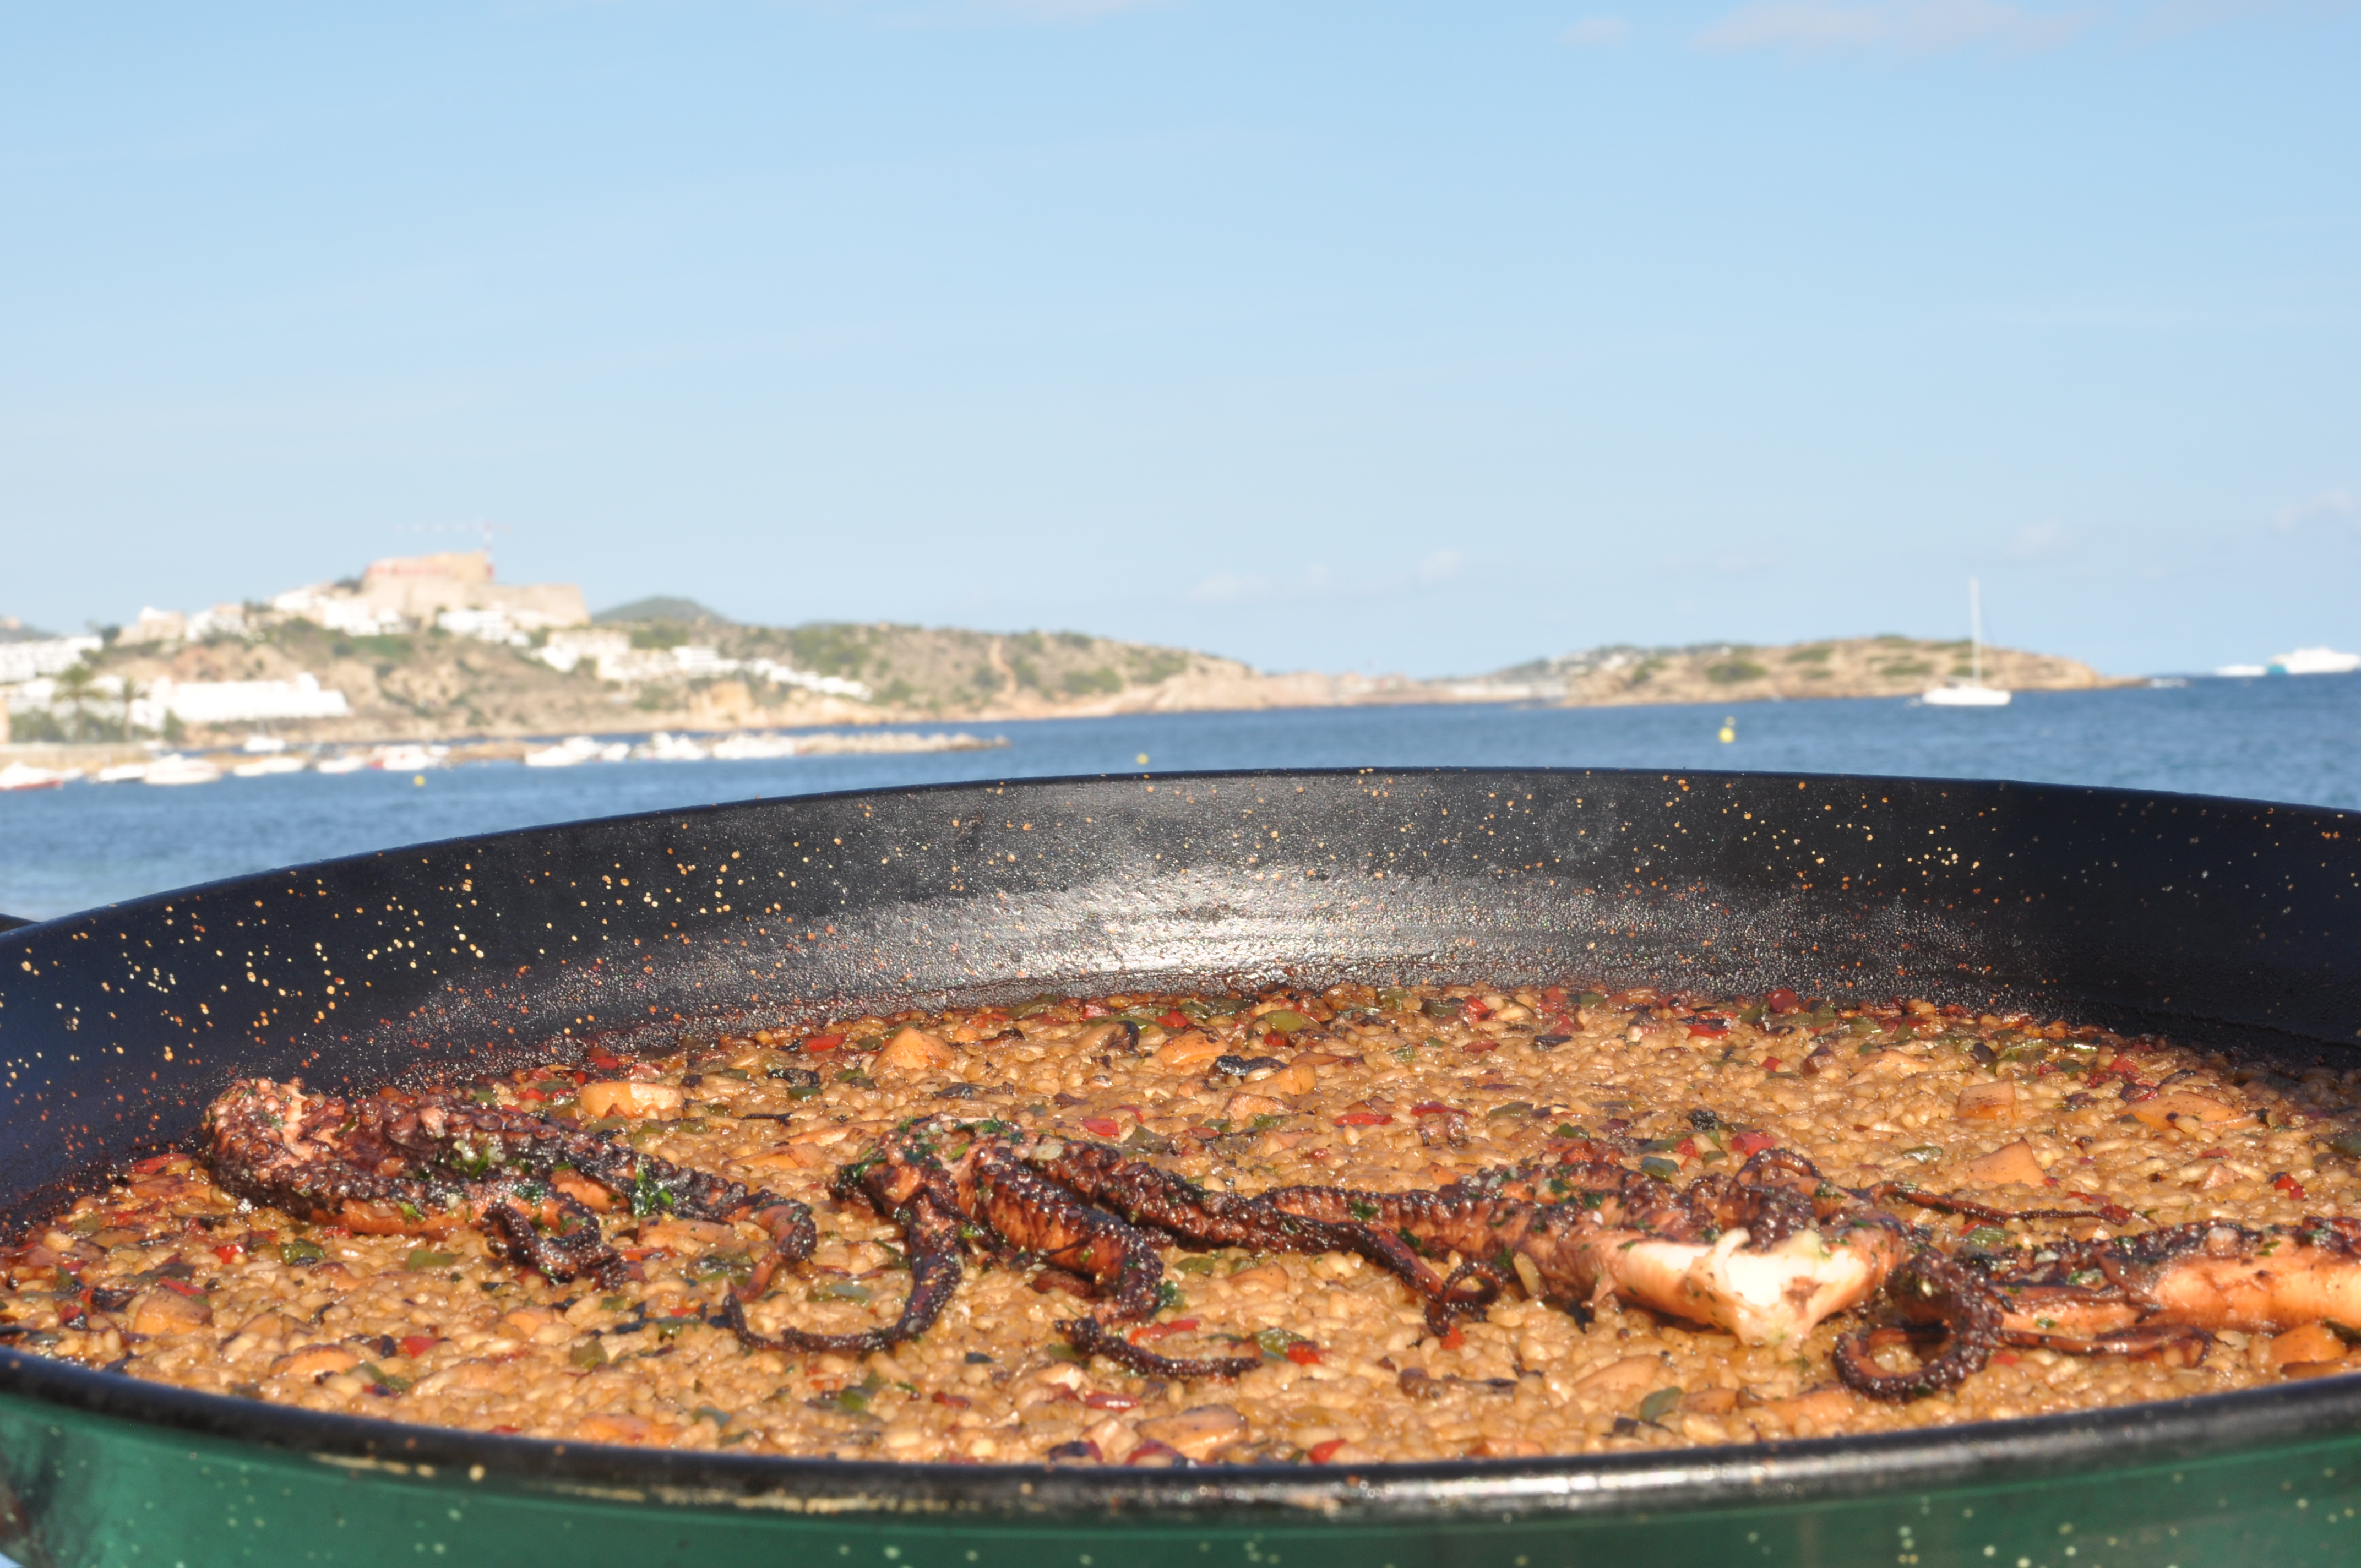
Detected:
left=3, top=674, right=2357, bottom=923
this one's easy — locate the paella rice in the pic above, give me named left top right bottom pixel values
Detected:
left=8, top=982, right=2359, bottom=1464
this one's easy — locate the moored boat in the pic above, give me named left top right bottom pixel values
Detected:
left=1923, top=578, right=2011, bottom=707
left=143, top=755, right=224, bottom=786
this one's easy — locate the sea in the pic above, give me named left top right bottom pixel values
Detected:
left=3, top=674, right=2357, bottom=925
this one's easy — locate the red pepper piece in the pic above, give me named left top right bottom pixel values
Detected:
left=1285, top=1342, right=1322, bottom=1366
left=1335, top=1112, right=1392, bottom=1127
left=399, top=1335, right=439, bottom=1358
left=1308, top=1439, right=1350, bottom=1463
left=1128, top=1319, right=1198, bottom=1343
left=1728, top=1130, right=1776, bottom=1157
left=130, top=1155, right=176, bottom=1175
left=159, top=1278, right=205, bottom=1299
left=1079, top=1118, right=1122, bottom=1138
left=1761, top=1058, right=1782, bottom=1073
left=801, top=1033, right=844, bottom=1053
left=1674, top=1138, right=1698, bottom=1159
left=213, top=1244, right=244, bottom=1264
left=1766, top=988, right=1802, bottom=1014
left=1160, top=1010, right=1190, bottom=1030
left=1686, top=1021, right=1730, bottom=1038
left=1439, top=1325, right=1466, bottom=1350
left=933, top=1391, right=972, bottom=1409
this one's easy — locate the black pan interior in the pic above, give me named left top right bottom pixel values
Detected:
left=3, top=766, right=2359, bottom=1512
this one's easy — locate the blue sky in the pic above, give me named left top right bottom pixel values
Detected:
left=4, top=1, right=2355, bottom=678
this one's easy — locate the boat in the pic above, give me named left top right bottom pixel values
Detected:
left=524, top=736, right=602, bottom=769
left=143, top=755, right=224, bottom=786
left=635, top=732, right=711, bottom=763
left=0, top=763, right=69, bottom=792
left=93, top=762, right=153, bottom=784
left=230, top=754, right=308, bottom=778
left=2267, top=647, right=2361, bottom=676
left=315, top=754, right=369, bottom=775
left=710, top=732, right=801, bottom=761
left=1923, top=579, right=2012, bottom=707
left=369, top=745, right=443, bottom=772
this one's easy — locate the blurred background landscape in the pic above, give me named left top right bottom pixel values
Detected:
left=5, top=1, right=2356, bottom=914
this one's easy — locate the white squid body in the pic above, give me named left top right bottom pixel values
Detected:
left=1597, top=1225, right=1907, bottom=1348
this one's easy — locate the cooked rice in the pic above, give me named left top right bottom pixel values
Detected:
left=6, top=983, right=2353, bottom=1463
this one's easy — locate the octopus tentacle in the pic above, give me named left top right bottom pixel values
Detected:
left=199, top=1078, right=815, bottom=1292
left=1024, top=1139, right=1484, bottom=1325
left=957, top=1140, right=1260, bottom=1378
left=1835, top=1248, right=2006, bottom=1401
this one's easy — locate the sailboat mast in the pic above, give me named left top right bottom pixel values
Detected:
left=1970, top=578, right=1983, bottom=686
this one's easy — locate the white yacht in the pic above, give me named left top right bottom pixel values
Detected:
left=1923, top=579, right=2011, bottom=707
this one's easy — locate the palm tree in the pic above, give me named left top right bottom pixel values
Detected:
left=115, top=677, right=148, bottom=741
left=52, top=663, right=100, bottom=743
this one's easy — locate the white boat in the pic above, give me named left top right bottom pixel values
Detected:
left=710, top=731, right=801, bottom=761
left=2268, top=647, right=2361, bottom=676
left=231, top=754, right=308, bottom=778
left=635, top=732, right=711, bottom=763
left=144, top=755, right=224, bottom=786
left=315, top=754, right=369, bottom=775
left=93, top=762, right=153, bottom=784
left=1923, top=579, right=2012, bottom=707
left=370, top=745, right=443, bottom=771
left=0, top=763, right=69, bottom=792
left=596, top=742, right=630, bottom=763
left=525, top=736, right=602, bottom=769
left=240, top=734, right=288, bottom=754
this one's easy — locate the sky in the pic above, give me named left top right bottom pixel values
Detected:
left=4, top=2, right=2357, bottom=679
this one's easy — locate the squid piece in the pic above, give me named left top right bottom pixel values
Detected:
left=1260, top=1153, right=1911, bottom=1352
left=1993, top=1219, right=2361, bottom=1349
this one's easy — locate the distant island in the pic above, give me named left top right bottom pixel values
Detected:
left=0, top=552, right=2124, bottom=748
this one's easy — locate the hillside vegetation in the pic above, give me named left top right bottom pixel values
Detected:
left=37, top=610, right=2123, bottom=748
left=1485, top=636, right=2120, bottom=706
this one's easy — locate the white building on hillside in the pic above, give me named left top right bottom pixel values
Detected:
left=130, top=673, right=351, bottom=729
left=537, top=628, right=632, bottom=674
left=121, top=607, right=188, bottom=645
left=273, top=586, right=410, bottom=636
left=0, top=636, right=103, bottom=685
left=437, top=607, right=531, bottom=645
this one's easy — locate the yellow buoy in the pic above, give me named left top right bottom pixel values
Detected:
left=413, top=774, right=426, bottom=786
left=1717, top=718, right=1736, bottom=744
left=1136, top=753, right=1150, bottom=767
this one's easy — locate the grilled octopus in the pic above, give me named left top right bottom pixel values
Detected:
left=201, top=1079, right=814, bottom=1288
left=198, top=1082, right=2361, bottom=1407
